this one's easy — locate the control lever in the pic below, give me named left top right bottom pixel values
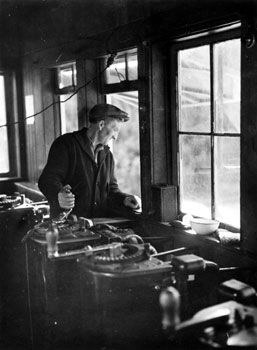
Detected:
left=151, top=246, right=199, bottom=260
left=48, top=242, right=123, bottom=260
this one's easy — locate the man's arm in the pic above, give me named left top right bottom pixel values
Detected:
left=38, top=137, right=70, bottom=215
left=108, top=154, right=141, bottom=212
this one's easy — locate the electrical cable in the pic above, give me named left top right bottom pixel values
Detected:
left=0, top=53, right=116, bottom=130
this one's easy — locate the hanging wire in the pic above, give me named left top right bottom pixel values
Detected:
left=0, top=53, right=116, bottom=130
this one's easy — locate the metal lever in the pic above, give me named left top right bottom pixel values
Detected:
left=48, top=242, right=123, bottom=260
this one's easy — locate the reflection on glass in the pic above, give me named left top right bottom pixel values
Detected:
left=0, top=75, right=9, bottom=173
left=178, top=46, right=210, bottom=132
left=214, top=39, right=241, bottom=133
left=215, top=136, right=240, bottom=227
left=180, top=135, right=211, bottom=218
left=60, top=94, right=78, bottom=134
left=106, top=92, right=141, bottom=197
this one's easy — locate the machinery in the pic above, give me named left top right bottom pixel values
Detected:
left=25, top=217, right=149, bottom=349
left=0, top=193, right=49, bottom=347
left=78, top=242, right=173, bottom=348
left=161, top=296, right=257, bottom=349
left=159, top=266, right=257, bottom=349
left=10, top=210, right=257, bottom=350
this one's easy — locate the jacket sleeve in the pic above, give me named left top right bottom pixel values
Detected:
left=108, top=152, right=130, bottom=205
left=38, top=136, right=70, bottom=214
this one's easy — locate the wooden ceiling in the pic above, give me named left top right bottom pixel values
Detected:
left=0, top=0, right=255, bottom=60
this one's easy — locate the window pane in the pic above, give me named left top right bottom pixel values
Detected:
left=104, top=49, right=138, bottom=84
left=178, top=46, right=210, bottom=132
left=127, top=52, right=138, bottom=81
left=105, top=56, right=126, bottom=84
left=60, top=94, right=78, bottom=134
left=0, top=75, right=9, bottom=173
left=214, top=39, right=241, bottom=133
left=215, top=136, right=240, bottom=227
left=180, top=135, right=211, bottom=218
left=106, top=92, right=141, bottom=197
left=58, top=64, right=77, bottom=89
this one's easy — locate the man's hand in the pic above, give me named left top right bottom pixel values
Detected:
left=58, top=184, right=75, bottom=210
left=123, top=195, right=141, bottom=211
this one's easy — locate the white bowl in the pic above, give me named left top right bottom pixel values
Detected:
left=190, top=218, right=219, bottom=235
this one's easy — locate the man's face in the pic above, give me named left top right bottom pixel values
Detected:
left=98, top=118, right=122, bottom=145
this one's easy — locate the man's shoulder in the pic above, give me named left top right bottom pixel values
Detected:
left=54, top=128, right=88, bottom=144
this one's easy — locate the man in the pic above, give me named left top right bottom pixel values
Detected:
left=38, top=103, right=141, bottom=219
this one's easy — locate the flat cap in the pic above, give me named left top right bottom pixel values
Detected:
left=89, top=103, right=129, bottom=122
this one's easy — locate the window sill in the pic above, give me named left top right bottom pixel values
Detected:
left=0, top=177, right=22, bottom=182
left=165, top=222, right=240, bottom=248
left=140, top=220, right=248, bottom=261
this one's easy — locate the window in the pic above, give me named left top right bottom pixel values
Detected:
left=0, top=71, right=20, bottom=178
left=106, top=92, right=141, bottom=197
left=104, top=48, right=138, bottom=84
left=173, top=31, right=241, bottom=228
left=55, top=63, right=78, bottom=134
left=59, top=94, right=78, bottom=134
left=102, top=48, right=141, bottom=197
left=0, top=74, right=9, bottom=173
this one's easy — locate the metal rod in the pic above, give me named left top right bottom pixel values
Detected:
left=151, top=246, right=195, bottom=258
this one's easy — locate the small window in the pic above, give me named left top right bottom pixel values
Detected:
left=59, top=94, right=78, bottom=134
left=55, top=63, right=78, bottom=134
left=173, top=33, right=240, bottom=229
left=104, top=48, right=138, bottom=84
left=0, top=71, right=20, bottom=178
left=55, top=63, right=77, bottom=94
left=0, top=75, right=10, bottom=173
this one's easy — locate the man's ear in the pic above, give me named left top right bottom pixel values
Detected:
left=99, top=120, right=105, bottom=130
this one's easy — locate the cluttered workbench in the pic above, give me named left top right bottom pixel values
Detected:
left=1, top=193, right=257, bottom=350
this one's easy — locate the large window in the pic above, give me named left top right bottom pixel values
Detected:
left=174, top=33, right=240, bottom=228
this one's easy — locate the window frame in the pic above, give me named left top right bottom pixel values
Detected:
left=170, top=26, right=241, bottom=230
left=100, top=47, right=142, bottom=201
left=54, top=62, right=77, bottom=95
left=52, top=62, right=78, bottom=136
left=101, top=48, right=139, bottom=95
left=0, top=70, right=21, bottom=178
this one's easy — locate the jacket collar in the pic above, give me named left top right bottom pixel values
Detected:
left=73, top=127, right=110, bottom=162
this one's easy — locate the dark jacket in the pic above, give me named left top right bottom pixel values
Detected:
left=38, top=128, right=129, bottom=218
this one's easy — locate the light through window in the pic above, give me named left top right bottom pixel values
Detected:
left=0, top=75, right=10, bottom=173
left=60, top=94, right=78, bottom=134
left=56, top=63, right=78, bottom=134
left=177, top=38, right=240, bottom=228
left=106, top=92, right=141, bottom=197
